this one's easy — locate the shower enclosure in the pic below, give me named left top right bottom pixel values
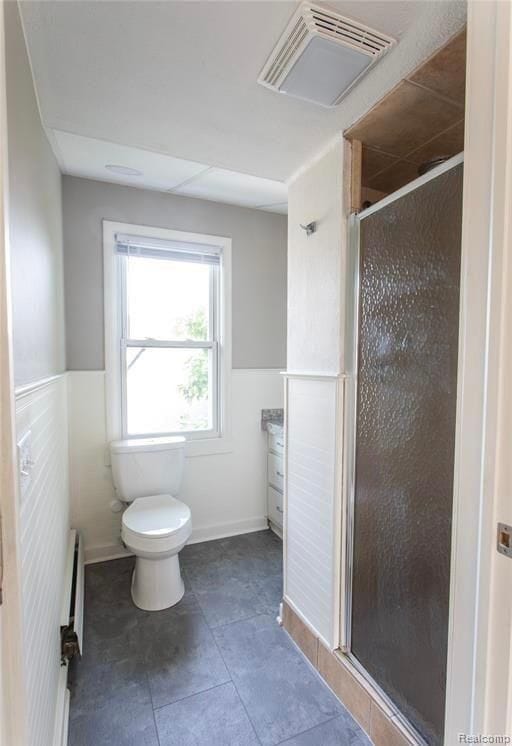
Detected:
left=343, top=155, right=464, bottom=745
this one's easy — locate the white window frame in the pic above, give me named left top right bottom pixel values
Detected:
left=103, top=220, right=232, bottom=457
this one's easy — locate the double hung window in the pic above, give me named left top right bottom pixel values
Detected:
left=104, top=222, right=231, bottom=444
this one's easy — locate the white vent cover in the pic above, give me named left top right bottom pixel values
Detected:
left=258, top=3, right=396, bottom=107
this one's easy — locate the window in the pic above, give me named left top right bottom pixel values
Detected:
left=104, top=222, right=231, bottom=451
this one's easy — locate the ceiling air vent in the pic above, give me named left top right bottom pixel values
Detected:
left=258, top=3, right=396, bottom=107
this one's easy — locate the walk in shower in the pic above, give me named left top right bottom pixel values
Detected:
left=343, top=155, right=464, bottom=745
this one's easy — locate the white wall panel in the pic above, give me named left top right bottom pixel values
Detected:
left=15, top=376, right=69, bottom=746
left=284, top=375, right=342, bottom=646
left=285, top=138, right=346, bottom=649
left=67, top=369, right=284, bottom=561
left=287, top=139, right=345, bottom=374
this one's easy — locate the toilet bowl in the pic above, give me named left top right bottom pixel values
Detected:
left=109, top=436, right=191, bottom=611
left=122, top=494, right=192, bottom=610
left=121, top=495, right=192, bottom=611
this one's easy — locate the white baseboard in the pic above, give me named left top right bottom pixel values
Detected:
left=53, top=664, right=69, bottom=746
left=268, top=520, right=283, bottom=540
left=188, top=516, right=268, bottom=544
left=84, top=517, right=269, bottom=564
left=85, top=542, right=132, bottom=564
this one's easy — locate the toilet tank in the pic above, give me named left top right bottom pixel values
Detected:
left=110, top=436, right=185, bottom=501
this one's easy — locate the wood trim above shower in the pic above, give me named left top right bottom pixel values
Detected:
left=350, top=139, right=362, bottom=214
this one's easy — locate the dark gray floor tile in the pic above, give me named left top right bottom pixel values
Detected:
left=186, top=563, right=266, bottom=627
left=242, top=529, right=283, bottom=554
left=140, top=585, right=201, bottom=619
left=222, top=551, right=283, bottom=584
left=86, top=557, right=197, bottom=617
left=155, top=682, right=259, bottom=746
left=85, top=557, right=136, bottom=606
left=83, top=604, right=141, bottom=662
left=139, top=608, right=230, bottom=708
left=223, top=530, right=282, bottom=568
left=181, top=536, right=232, bottom=564
left=68, top=699, right=159, bottom=746
left=181, top=530, right=282, bottom=577
left=69, top=655, right=150, bottom=718
left=184, top=532, right=283, bottom=626
left=70, top=532, right=286, bottom=746
left=279, top=714, right=372, bottom=745
left=85, top=567, right=199, bottom=662
left=253, top=571, right=283, bottom=616
left=182, top=555, right=238, bottom=589
left=214, top=614, right=341, bottom=746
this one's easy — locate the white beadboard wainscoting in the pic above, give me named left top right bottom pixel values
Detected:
left=67, top=368, right=284, bottom=563
left=283, top=373, right=344, bottom=649
left=14, top=375, right=70, bottom=746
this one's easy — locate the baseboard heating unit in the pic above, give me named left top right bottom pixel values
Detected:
left=61, top=529, right=84, bottom=663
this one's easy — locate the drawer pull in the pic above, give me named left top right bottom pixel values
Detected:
left=276, top=471, right=284, bottom=478
left=276, top=505, right=283, bottom=514
left=276, top=441, right=284, bottom=448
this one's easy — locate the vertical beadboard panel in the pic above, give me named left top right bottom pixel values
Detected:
left=284, top=375, right=340, bottom=646
left=15, top=376, right=69, bottom=746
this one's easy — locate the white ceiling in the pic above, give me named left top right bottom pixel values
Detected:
left=50, top=129, right=288, bottom=213
left=20, top=1, right=466, bottom=208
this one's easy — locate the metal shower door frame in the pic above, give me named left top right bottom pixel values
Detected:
left=340, top=152, right=464, bottom=744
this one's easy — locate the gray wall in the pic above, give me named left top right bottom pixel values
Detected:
left=5, top=1, right=65, bottom=386
left=62, top=176, right=287, bottom=370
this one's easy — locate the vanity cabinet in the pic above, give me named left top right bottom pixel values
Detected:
left=266, top=425, right=284, bottom=536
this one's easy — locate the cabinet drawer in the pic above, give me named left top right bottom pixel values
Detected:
left=268, top=432, right=285, bottom=456
left=267, top=485, right=284, bottom=527
left=268, top=453, right=284, bottom=492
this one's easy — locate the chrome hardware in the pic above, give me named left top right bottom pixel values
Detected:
left=300, top=221, right=317, bottom=236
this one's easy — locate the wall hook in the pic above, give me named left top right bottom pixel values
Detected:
left=300, top=221, right=317, bottom=237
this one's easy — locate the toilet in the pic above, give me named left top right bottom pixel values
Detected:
left=109, top=435, right=192, bottom=611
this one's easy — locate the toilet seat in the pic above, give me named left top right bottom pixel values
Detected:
left=122, top=494, right=192, bottom=554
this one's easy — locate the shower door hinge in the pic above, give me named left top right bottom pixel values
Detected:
left=497, top=523, right=512, bottom=558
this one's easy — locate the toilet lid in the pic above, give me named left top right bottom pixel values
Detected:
left=123, top=494, right=191, bottom=538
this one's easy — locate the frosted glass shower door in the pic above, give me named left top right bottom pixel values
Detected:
left=349, top=161, right=463, bottom=744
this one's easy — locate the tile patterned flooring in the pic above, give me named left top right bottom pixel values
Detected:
left=69, top=530, right=370, bottom=746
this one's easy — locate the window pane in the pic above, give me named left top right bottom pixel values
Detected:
left=126, top=347, right=213, bottom=434
left=126, top=256, right=210, bottom=341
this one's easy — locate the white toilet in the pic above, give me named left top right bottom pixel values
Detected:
left=109, top=436, right=192, bottom=611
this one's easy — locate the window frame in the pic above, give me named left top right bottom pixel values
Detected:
left=103, top=220, right=232, bottom=457
left=120, top=249, right=219, bottom=439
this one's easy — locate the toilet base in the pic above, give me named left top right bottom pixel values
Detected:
left=131, top=553, right=185, bottom=611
